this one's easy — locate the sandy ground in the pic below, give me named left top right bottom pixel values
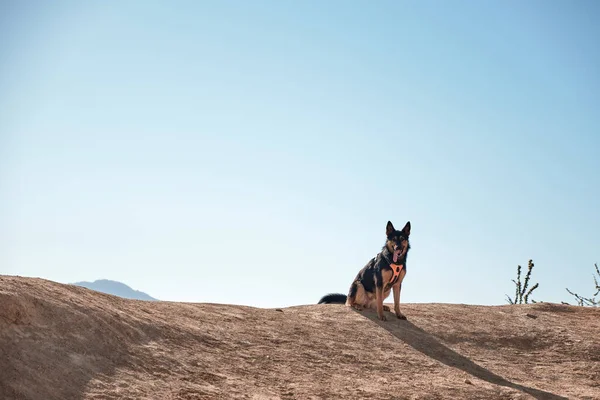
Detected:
left=1, top=275, right=599, bottom=400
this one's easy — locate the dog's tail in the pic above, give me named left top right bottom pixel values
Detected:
left=318, top=293, right=347, bottom=304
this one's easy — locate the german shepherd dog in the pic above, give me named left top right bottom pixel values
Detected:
left=318, top=221, right=411, bottom=321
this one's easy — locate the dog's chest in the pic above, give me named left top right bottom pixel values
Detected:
left=384, top=264, right=406, bottom=290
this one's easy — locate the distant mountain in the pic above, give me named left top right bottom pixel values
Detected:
left=72, top=279, right=158, bottom=301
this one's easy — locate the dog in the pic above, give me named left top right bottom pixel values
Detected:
left=318, top=221, right=411, bottom=321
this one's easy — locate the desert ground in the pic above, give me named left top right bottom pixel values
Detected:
left=1, top=275, right=599, bottom=399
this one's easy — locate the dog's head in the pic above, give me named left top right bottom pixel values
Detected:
left=385, top=221, right=411, bottom=263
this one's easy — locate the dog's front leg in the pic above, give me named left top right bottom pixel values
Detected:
left=392, top=283, right=406, bottom=320
left=376, top=286, right=386, bottom=321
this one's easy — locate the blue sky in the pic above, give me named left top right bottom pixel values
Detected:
left=1, top=1, right=598, bottom=307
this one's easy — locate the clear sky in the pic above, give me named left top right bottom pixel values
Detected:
left=1, top=1, right=598, bottom=307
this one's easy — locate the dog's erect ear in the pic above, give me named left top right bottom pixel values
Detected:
left=401, top=221, right=411, bottom=237
left=386, top=221, right=395, bottom=237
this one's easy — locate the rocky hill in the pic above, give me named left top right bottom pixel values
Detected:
left=1, top=275, right=598, bottom=399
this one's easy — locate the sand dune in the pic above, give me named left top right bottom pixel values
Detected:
left=1, top=275, right=599, bottom=399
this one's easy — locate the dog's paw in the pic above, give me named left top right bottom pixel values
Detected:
left=351, top=304, right=364, bottom=311
left=396, top=312, right=407, bottom=320
left=382, top=305, right=391, bottom=312
left=378, top=313, right=387, bottom=321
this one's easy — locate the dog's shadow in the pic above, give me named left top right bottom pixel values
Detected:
left=359, top=310, right=567, bottom=400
